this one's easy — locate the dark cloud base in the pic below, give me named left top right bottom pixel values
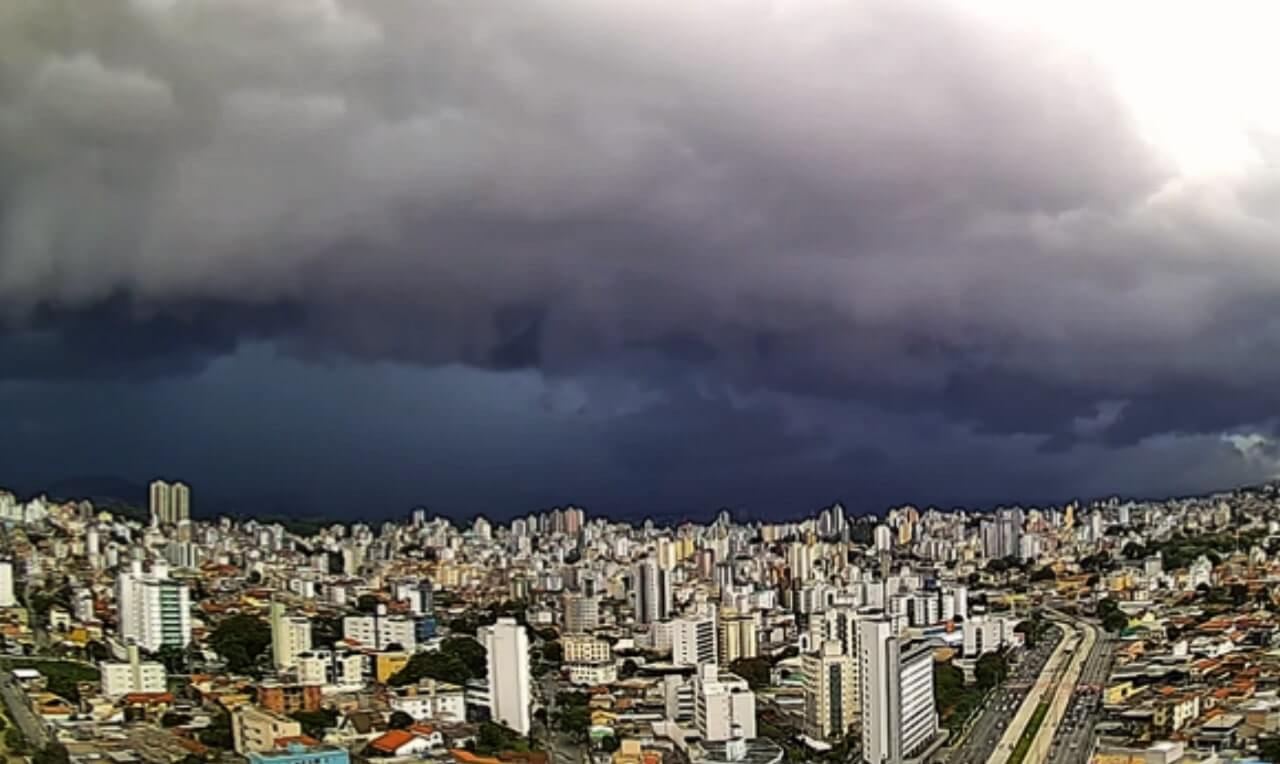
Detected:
left=3, top=1, right=1280, bottom=516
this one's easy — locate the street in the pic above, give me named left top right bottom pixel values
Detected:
left=945, top=623, right=1063, bottom=764
left=1045, top=617, right=1114, bottom=764
left=0, top=676, right=48, bottom=749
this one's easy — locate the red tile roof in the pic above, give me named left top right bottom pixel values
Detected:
left=369, top=730, right=416, bottom=754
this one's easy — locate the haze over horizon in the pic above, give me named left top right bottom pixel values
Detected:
left=5, top=1, right=1280, bottom=519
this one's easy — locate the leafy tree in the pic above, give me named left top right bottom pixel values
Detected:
left=729, top=658, right=771, bottom=690
left=1030, top=566, right=1056, bottom=583
left=291, top=708, right=338, bottom=738
left=161, top=711, right=192, bottom=727
left=5, top=726, right=28, bottom=754
left=198, top=710, right=233, bottom=749
left=472, top=722, right=530, bottom=756
left=442, top=637, right=488, bottom=678
left=388, top=711, right=414, bottom=730
left=1103, top=610, right=1128, bottom=633
left=208, top=614, right=271, bottom=674
left=390, top=636, right=488, bottom=686
left=542, top=641, right=563, bottom=664
left=985, top=559, right=1008, bottom=575
left=620, top=659, right=639, bottom=678
left=1122, top=542, right=1147, bottom=560
left=556, top=704, right=591, bottom=742
left=357, top=594, right=382, bottom=613
left=84, top=641, right=110, bottom=663
left=974, top=652, right=1008, bottom=690
left=311, top=616, right=344, bottom=648
left=32, top=743, right=70, bottom=764
left=155, top=644, right=187, bottom=674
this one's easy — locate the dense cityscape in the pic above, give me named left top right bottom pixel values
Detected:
left=1, top=480, right=1280, bottom=764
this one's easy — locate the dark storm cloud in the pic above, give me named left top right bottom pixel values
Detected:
left=3, top=0, right=1280, bottom=462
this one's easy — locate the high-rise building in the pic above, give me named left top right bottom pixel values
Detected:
left=633, top=558, right=671, bottom=625
left=0, top=560, right=15, bottom=608
left=804, top=640, right=857, bottom=741
left=672, top=613, right=718, bottom=667
left=343, top=609, right=416, bottom=652
left=982, top=509, right=1025, bottom=560
left=116, top=561, right=191, bottom=652
left=718, top=611, right=759, bottom=664
left=270, top=601, right=312, bottom=670
left=694, top=663, right=757, bottom=742
left=481, top=617, right=531, bottom=735
left=149, top=480, right=191, bottom=526
left=859, top=618, right=938, bottom=764
left=562, top=593, right=600, bottom=634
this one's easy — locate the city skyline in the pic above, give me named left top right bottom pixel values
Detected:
left=6, top=472, right=1280, bottom=527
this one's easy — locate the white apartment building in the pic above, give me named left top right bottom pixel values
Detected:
left=389, top=679, right=467, bottom=722
left=297, top=649, right=364, bottom=688
left=859, top=617, right=938, bottom=764
left=100, top=644, right=167, bottom=699
left=562, top=593, right=600, bottom=634
left=963, top=615, right=1015, bottom=658
left=694, top=664, right=757, bottom=742
left=563, top=635, right=612, bottom=664
left=672, top=613, right=718, bottom=667
left=270, top=602, right=312, bottom=670
left=568, top=662, right=617, bottom=686
left=116, top=561, right=191, bottom=652
left=481, top=618, right=531, bottom=735
left=804, top=640, right=857, bottom=741
left=232, top=706, right=301, bottom=755
left=0, top=560, right=14, bottom=608
left=343, top=610, right=416, bottom=652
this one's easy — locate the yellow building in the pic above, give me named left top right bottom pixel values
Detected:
left=375, top=652, right=410, bottom=684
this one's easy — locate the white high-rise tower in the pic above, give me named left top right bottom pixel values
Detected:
left=481, top=618, right=531, bottom=735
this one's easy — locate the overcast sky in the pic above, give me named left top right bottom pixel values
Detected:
left=3, top=0, right=1280, bottom=520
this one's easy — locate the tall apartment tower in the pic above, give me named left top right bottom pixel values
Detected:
left=672, top=613, right=718, bottom=667
left=0, top=560, right=15, bottom=608
left=803, top=640, right=857, bottom=741
left=481, top=618, right=531, bottom=735
left=859, top=617, right=938, bottom=764
left=562, top=593, right=600, bottom=634
left=149, top=480, right=191, bottom=526
left=633, top=558, right=671, bottom=625
left=270, top=601, right=313, bottom=670
left=116, top=561, right=192, bottom=652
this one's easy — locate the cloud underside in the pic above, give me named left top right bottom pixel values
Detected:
left=4, top=0, right=1280, bottom=474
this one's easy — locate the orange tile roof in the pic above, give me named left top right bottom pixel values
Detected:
left=274, top=735, right=320, bottom=748
left=122, top=692, right=175, bottom=704
left=450, top=751, right=501, bottom=764
left=370, top=730, right=416, bottom=754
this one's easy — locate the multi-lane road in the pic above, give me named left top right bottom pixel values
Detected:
left=948, top=607, right=1116, bottom=764
left=1046, top=617, right=1115, bottom=764
left=0, top=675, right=48, bottom=748
left=946, top=623, right=1064, bottom=764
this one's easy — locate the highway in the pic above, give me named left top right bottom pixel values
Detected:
left=1045, top=616, right=1115, bottom=764
left=946, top=623, right=1063, bottom=764
left=1022, top=614, right=1097, bottom=764
left=986, top=619, right=1081, bottom=764
left=0, top=675, right=48, bottom=748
